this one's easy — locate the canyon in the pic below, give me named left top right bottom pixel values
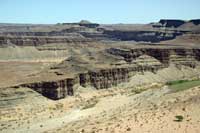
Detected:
left=0, top=19, right=200, bottom=100
left=0, top=19, right=200, bottom=133
left=10, top=46, right=200, bottom=100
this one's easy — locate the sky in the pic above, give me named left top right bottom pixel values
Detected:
left=0, top=0, right=200, bottom=24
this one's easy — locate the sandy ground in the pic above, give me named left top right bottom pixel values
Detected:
left=0, top=62, right=55, bottom=88
left=1, top=83, right=200, bottom=133
left=46, top=86, right=200, bottom=133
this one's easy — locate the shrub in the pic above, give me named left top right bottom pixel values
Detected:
left=174, top=115, right=184, bottom=122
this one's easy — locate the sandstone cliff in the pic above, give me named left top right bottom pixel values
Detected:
left=0, top=36, right=91, bottom=46
left=12, top=47, right=200, bottom=100
left=20, top=78, right=75, bottom=100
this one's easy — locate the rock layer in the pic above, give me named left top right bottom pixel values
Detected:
left=0, top=36, right=91, bottom=46
left=103, top=30, right=184, bottom=42
left=107, top=47, right=200, bottom=66
left=79, top=64, right=165, bottom=89
left=13, top=47, right=200, bottom=100
left=20, top=78, right=75, bottom=100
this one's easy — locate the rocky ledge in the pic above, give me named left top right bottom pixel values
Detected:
left=0, top=36, right=92, bottom=46
left=107, top=47, right=200, bottom=65
left=20, top=78, right=75, bottom=100
left=13, top=47, right=200, bottom=100
left=103, top=30, right=184, bottom=42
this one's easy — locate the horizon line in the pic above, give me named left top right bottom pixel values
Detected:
left=0, top=18, right=200, bottom=25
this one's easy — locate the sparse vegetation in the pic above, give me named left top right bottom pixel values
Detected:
left=128, top=88, right=146, bottom=96
left=55, top=103, right=64, bottom=110
left=127, top=127, right=131, bottom=131
left=82, top=102, right=97, bottom=110
left=166, top=80, right=189, bottom=85
left=134, top=89, right=145, bottom=94
left=174, top=115, right=184, bottom=122
left=81, top=99, right=99, bottom=110
left=167, top=79, right=200, bottom=92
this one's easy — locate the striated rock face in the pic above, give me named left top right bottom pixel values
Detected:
left=79, top=68, right=130, bottom=89
left=79, top=65, right=165, bottom=89
left=1, top=19, right=200, bottom=44
left=107, top=48, right=200, bottom=67
left=0, top=27, right=95, bottom=37
left=0, top=31, right=86, bottom=37
left=0, top=29, right=183, bottom=43
left=0, top=36, right=91, bottom=46
left=103, top=30, right=183, bottom=42
left=1, top=19, right=199, bottom=44
left=14, top=47, right=200, bottom=100
left=20, top=78, right=76, bottom=100
left=19, top=64, right=165, bottom=100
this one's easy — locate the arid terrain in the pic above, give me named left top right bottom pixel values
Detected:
left=0, top=19, right=200, bottom=133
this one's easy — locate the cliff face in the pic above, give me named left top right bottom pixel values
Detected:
left=1, top=19, right=200, bottom=44
left=0, top=30, right=182, bottom=43
left=107, top=48, right=200, bottom=66
left=79, top=65, right=166, bottom=90
left=78, top=47, right=200, bottom=91
left=20, top=78, right=75, bottom=100
left=0, top=36, right=91, bottom=46
left=0, top=29, right=188, bottom=44
left=14, top=47, right=200, bottom=100
left=103, top=30, right=183, bottom=42
left=1, top=20, right=200, bottom=100
left=79, top=68, right=130, bottom=89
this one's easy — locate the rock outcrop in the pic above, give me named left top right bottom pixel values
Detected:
left=20, top=78, right=76, bottom=100
left=79, top=64, right=165, bottom=89
left=103, top=30, right=183, bottom=42
left=0, top=36, right=91, bottom=46
left=159, top=19, right=186, bottom=28
left=1, top=19, right=200, bottom=44
left=1, top=19, right=200, bottom=100
left=1, top=19, right=199, bottom=44
left=79, top=68, right=130, bottom=89
left=107, top=48, right=200, bottom=67
left=15, top=47, right=200, bottom=100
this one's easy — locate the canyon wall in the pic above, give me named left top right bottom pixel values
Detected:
left=14, top=47, right=200, bottom=100
left=103, top=30, right=184, bottom=42
left=0, top=29, right=186, bottom=43
left=20, top=78, right=76, bottom=100
left=79, top=65, right=165, bottom=89
left=1, top=19, right=199, bottom=44
left=107, top=48, right=200, bottom=66
left=0, top=36, right=91, bottom=46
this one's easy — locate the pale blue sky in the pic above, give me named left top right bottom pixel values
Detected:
left=0, top=0, right=199, bottom=24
